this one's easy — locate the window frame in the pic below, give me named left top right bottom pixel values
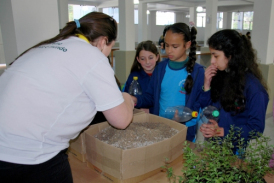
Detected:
left=231, top=11, right=253, bottom=30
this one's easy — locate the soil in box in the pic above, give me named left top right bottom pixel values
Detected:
left=94, top=122, right=179, bottom=149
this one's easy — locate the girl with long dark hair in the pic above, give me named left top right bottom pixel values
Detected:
left=199, top=29, right=268, bottom=148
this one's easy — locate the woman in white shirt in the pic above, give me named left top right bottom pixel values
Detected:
left=0, top=12, right=134, bottom=183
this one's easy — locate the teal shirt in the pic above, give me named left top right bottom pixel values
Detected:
left=159, top=57, right=200, bottom=127
left=159, top=58, right=188, bottom=118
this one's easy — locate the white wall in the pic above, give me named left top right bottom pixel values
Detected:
left=11, top=0, right=59, bottom=56
left=0, top=1, right=256, bottom=64
left=0, top=0, right=18, bottom=65
left=0, top=24, right=6, bottom=64
left=0, top=0, right=59, bottom=65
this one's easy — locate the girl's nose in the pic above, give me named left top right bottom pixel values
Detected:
left=210, top=57, right=215, bottom=64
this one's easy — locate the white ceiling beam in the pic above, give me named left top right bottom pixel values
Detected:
left=140, top=0, right=198, bottom=7
left=97, top=0, right=118, bottom=8
left=217, top=1, right=253, bottom=6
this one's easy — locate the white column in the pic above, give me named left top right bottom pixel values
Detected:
left=138, top=2, right=148, bottom=43
left=175, top=12, right=184, bottom=23
left=0, top=0, right=17, bottom=65
left=252, top=0, right=274, bottom=64
left=189, top=7, right=195, bottom=24
left=147, top=11, right=152, bottom=42
left=57, top=0, right=68, bottom=30
left=118, top=0, right=135, bottom=51
left=150, top=11, right=158, bottom=42
left=0, top=24, right=6, bottom=65
left=204, top=0, right=217, bottom=46
left=222, top=12, right=228, bottom=29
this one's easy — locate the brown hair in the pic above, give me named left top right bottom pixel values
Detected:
left=11, top=12, right=117, bottom=64
left=130, top=40, right=160, bottom=73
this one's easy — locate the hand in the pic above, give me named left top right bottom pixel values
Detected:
left=199, top=119, right=224, bottom=138
left=204, top=65, right=217, bottom=91
left=141, top=108, right=149, bottom=113
left=173, top=109, right=180, bottom=122
left=131, top=96, right=137, bottom=106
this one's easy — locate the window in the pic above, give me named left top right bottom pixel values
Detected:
left=68, top=4, right=96, bottom=21
left=231, top=11, right=253, bottom=30
left=103, top=7, right=119, bottom=23
left=231, top=12, right=243, bottom=30
left=156, top=11, right=175, bottom=25
left=134, top=9, right=138, bottom=24
left=217, top=12, right=223, bottom=29
left=196, top=13, right=206, bottom=27
left=243, top=11, right=253, bottom=30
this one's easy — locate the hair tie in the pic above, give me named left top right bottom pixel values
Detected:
left=188, top=73, right=191, bottom=76
left=74, top=19, right=80, bottom=28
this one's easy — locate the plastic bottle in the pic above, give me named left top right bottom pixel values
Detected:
left=196, top=105, right=220, bottom=143
left=199, top=106, right=219, bottom=124
left=164, top=106, right=198, bottom=123
left=128, top=76, right=142, bottom=96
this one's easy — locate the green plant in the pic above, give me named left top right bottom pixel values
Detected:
left=163, top=126, right=274, bottom=183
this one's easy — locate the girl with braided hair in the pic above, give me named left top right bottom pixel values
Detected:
left=0, top=12, right=134, bottom=182
left=199, top=29, right=268, bottom=151
left=132, top=22, right=205, bottom=141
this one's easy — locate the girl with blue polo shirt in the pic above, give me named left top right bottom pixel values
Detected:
left=123, top=40, right=160, bottom=113
left=131, top=23, right=205, bottom=142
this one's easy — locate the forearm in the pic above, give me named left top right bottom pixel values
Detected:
left=199, top=89, right=212, bottom=109
left=103, top=93, right=134, bottom=129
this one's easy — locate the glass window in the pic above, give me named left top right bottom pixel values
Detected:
left=243, top=11, right=253, bottom=30
left=103, top=7, right=119, bottom=23
left=134, top=9, right=138, bottom=24
left=231, top=12, right=243, bottom=30
left=196, top=13, right=206, bottom=27
left=68, top=4, right=96, bottom=21
left=156, top=11, right=175, bottom=25
left=217, top=12, right=223, bottom=29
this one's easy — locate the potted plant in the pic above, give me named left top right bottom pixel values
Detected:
left=163, top=126, right=274, bottom=183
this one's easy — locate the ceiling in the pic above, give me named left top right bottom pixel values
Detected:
left=70, top=0, right=254, bottom=13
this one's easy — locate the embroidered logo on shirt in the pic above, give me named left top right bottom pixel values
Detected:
left=179, top=79, right=186, bottom=94
left=38, top=43, right=67, bottom=52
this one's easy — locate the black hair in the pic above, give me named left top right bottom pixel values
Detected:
left=163, top=22, right=197, bottom=94
left=208, top=29, right=267, bottom=114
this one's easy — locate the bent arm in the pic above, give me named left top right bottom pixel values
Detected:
left=103, top=92, right=134, bottom=129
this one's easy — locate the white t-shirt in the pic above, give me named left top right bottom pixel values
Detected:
left=0, top=37, right=124, bottom=164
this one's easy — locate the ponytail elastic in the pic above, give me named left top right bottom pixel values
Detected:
left=74, top=19, right=80, bottom=28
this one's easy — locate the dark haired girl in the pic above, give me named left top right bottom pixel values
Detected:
left=0, top=12, right=134, bottom=182
left=199, top=29, right=268, bottom=149
left=132, top=22, right=205, bottom=141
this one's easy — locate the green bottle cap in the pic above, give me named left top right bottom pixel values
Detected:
left=212, top=110, right=219, bottom=117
